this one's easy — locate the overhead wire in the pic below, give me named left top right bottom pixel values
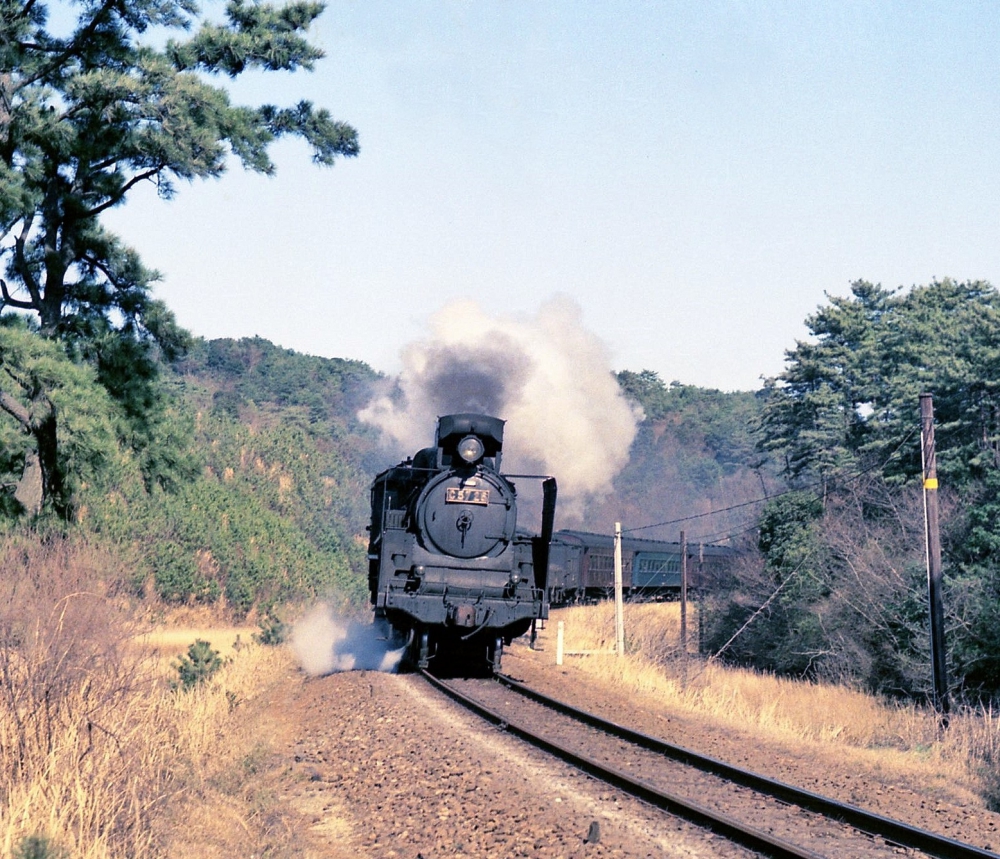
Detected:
left=620, top=423, right=922, bottom=544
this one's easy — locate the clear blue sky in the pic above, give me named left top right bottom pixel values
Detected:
left=104, top=1, right=1000, bottom=392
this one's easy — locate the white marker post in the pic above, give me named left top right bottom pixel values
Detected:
left=614, top=522, right=625, bottom=658
left=556, top=621, right=565, bottom=666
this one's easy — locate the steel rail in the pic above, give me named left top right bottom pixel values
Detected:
left=495, top=672, right=1000, bottom=859
left=420, top=669, right=826, bottom=859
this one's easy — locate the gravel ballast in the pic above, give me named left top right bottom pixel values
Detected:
left=267, top=633, right=1000, bottom=858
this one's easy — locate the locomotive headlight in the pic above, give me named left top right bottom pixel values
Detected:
left=457, top=435, right=485, bottom=463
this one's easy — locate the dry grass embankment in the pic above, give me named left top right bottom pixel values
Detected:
left=0, top=537, right=306, bottom=859
left=551, top=602, right=1000, bottom=808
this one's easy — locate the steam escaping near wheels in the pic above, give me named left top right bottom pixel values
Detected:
left=291, top=604, right=405, bottom=675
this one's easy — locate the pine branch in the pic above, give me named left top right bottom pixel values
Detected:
left=0, top=279, right=36, bottom=311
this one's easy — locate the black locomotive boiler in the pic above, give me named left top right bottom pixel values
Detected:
left=367, top=413, right=557, bottom=672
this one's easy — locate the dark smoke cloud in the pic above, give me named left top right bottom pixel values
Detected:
left=360, top=296, right=642, bottom=519
left=418, top=340, right=532, bottom=416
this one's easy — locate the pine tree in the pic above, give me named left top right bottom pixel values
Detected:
left=0, top=0, right=358, bottom=514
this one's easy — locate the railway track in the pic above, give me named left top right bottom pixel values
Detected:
left=420, top=669, right=1000, bottom=859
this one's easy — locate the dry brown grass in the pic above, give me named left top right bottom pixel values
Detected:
left=551, top=602, right=1000, bottom=806
left=135, top=624, right=259, bottom=661
left=0, top=536, right=307, bottom=858
left=0, top=537, right=165, bottom=858
left=146, top=640, right=305, bottom=858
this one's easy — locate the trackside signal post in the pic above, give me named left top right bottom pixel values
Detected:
left=920, top=393, right=950, bottom=724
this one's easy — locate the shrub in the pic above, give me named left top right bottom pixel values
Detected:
left=253, top=613, right=288, bottom=646
left=173, top=639, right=224, bottom=690
left=14, top=835, right=67, bottom=859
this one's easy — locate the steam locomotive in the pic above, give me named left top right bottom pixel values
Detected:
left=367, top=413, right=556, bottom=672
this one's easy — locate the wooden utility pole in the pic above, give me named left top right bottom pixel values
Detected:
left=920, top=393, right=950, bottom=723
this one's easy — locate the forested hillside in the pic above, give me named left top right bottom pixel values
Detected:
left=90, top=338, right=770, bottom=617
left=703, top=279, right=1000, bottom=701
left=77, top=337, right=384, bottom=614
left=597, top=371, right=777, bottom=544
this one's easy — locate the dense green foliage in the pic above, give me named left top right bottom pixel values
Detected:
left=606, top=371, right=775, bottom=543
left=0, top=0, right=357, bottom=514
left=0, top=316, right=121, bottom=517
left=705, top=279, right=1000, bottom=700
left=81, top=336, right=381, bottom=614
left=759, top=279, right=1000, bottom=490
left=178, top=336, right=378, bottom=443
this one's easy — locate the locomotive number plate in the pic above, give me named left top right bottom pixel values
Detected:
left=445, top=487, right=490, bottom=505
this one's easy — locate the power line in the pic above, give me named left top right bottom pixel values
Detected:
left=620, top=495, right=769, bottom=535
left=621, top=424, right=921, bottom=540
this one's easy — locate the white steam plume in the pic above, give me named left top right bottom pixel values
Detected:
left=291, top=604, right=404, bottom=675
left=359, top=295, right=642, bottom=519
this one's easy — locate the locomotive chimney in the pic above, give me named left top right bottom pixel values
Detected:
left=435, top=413, right=505, bottom=470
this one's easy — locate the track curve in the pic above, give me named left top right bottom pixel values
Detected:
left=421, top=669, right=1000, bottom=859
left=491, top=671, right=999, bottom=859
